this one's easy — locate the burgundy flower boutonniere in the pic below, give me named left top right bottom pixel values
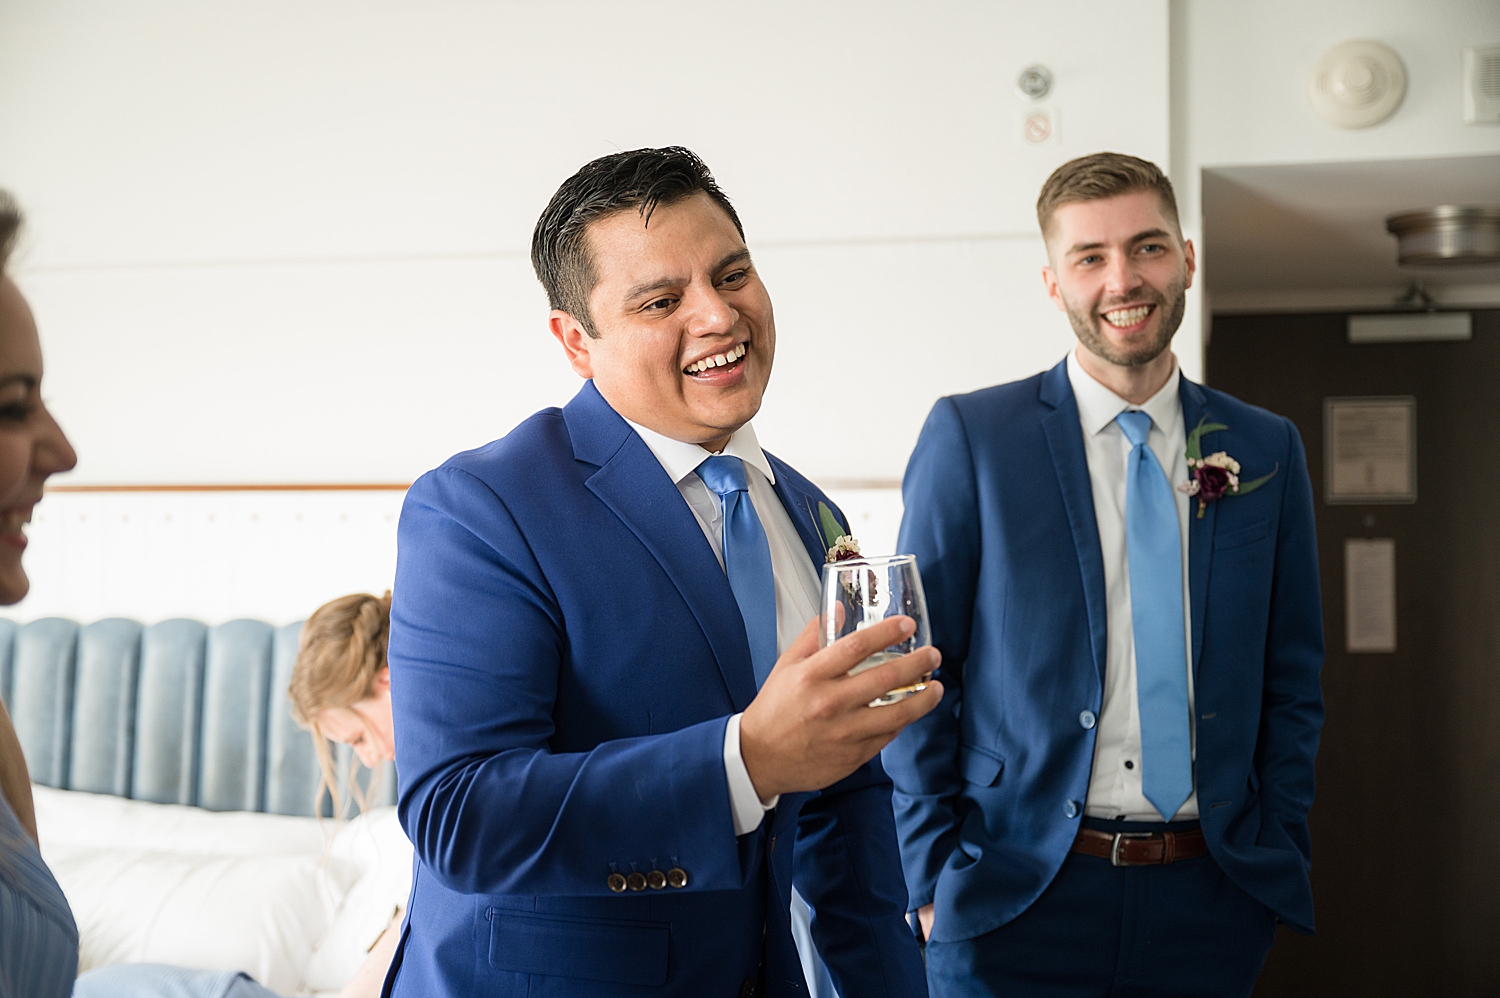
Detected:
left=1177, top=418, right=1278, bottom=519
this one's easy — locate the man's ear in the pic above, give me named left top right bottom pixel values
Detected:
left=1182, top=237, right=1197, bottom=291
left=1041, top=264, right=1066, bottom=313
left=374, top=667, right=391, bottom=694
left=549, top=310, right=596, bottom=379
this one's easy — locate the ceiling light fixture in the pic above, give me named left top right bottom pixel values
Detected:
left=1385, top=206, right=1500, bottom=265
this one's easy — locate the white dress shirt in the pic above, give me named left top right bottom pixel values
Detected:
left=623, top=418, right=823, bottom=836
left=1066, top=350, right=1199, bottom=822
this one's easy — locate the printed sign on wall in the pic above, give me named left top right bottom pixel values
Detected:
left=1345, top=538, right=1397, bottom=653
left=1324, top=397, right=1416, bottom=504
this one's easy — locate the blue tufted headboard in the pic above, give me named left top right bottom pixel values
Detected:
left=0, top=617, right=396, bottom=817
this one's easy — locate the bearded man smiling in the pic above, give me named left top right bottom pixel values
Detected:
left=886, top=153, right=1325, bottom=998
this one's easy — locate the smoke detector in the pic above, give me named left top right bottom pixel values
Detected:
left=1310, top=40, right=1406, bottom=129
left=1385, top=207, right=1500, bottom=265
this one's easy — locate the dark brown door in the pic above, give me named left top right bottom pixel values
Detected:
left=1208, top=308, right=1500, bottom=996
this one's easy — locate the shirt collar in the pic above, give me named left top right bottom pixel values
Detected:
left=1065, top=347, right=1182, bottom=438
left=622, top=418, right=777, bottom=487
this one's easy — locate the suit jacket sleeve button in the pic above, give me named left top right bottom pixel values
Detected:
left=626, top=872, right=648, bottom=891
left=667, top=867, right=689, bottom=888
left=608, top=873, right=627, bottom=893
left=647, top=870, right=667, bottom=890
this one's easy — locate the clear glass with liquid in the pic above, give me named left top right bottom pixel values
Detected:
left=819, top=553, right=933, bottom=707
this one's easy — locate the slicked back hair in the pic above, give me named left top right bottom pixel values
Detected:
left=531, top=146, right=744, bottom=338
left=1036, top=152, right=1180, bottom=242
left=0, top=190, right=20, bottom=278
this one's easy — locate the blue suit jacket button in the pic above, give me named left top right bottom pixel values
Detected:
left=1064, top=800, right=1079, bottom=818
left=1079, top=710, right=1097, bottom=729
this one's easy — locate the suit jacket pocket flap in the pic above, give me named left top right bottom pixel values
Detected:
left=957, top=744, right=1004, bottom=787
left=489, top=910, right=669, bottom=986
left=1215, top=519, right=1270, bottom=551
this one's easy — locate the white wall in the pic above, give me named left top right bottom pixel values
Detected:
left=3, top=0, right=1169, bottom=489
left=0, top=0, right=1175, bottom=622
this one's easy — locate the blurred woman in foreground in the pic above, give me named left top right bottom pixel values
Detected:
left=0, top=190, right=83, bottom=996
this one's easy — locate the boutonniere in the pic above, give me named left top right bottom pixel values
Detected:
left=1177, top=418, right=1278, bottom=519
left=807, top=499, right=862, bottom=562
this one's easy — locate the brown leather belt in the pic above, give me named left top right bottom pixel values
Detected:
left=1070, top=827, right=1207, bottom=867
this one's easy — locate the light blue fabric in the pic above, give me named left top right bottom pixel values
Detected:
left=133, top=620, right=208, bottom=806
left=9, top=619, right=80, bottom=789
left=265, top=622, right=326, bottom=817
left=1116, top=410, right=1193, bottom=821
left=694, top=455, right=778, bottom=688
left=74, top=963, right=280, bottom=998
left=71, top=619, right=143, bottom=797
left=199, top=621, right=274, bottom=812
left=0, top=616, right=375, bottom=820
left=0, top=618, right=16, bottom=706
left=0, top=788, right=78, bottom=998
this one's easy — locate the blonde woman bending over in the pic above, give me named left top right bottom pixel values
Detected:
left=288, top=591, right=403, bottom=998
left=289, top=591, right=397, bottom=812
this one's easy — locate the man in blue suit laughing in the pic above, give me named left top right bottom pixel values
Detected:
left=385, top=147, right=938, bottom=997
left=885, top=153, right=1324, bottom=997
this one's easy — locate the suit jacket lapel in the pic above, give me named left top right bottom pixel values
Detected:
left=1179, top=377, right=1216, bottom=678
left=564, top=382, right=759, bottom=712
left=766, top=453, right=834, bottom=570
left=1038, top=361, right=1110, bottom=686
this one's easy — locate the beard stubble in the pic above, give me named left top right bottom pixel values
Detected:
left=1064, top=270, right=1188, bottom=368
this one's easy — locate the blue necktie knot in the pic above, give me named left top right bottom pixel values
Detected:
left=1116, top=409, right=1152, bottom=447
left=696, top=455, right=748, bottom=497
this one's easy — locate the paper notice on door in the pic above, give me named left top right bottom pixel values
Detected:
left=1345, top=538, right=1396, bottom=653
left=1325, top=397, right=1416, bottom=503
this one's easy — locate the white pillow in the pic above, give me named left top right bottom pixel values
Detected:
left=45, top=843, right=357, bottom=995
left=33, top=786, right=360, bottom=995
left=302, top=807, right=414, bottom=994
left=33, top=785, right=327, bottom=856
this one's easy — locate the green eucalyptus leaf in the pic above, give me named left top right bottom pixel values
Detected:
left=818, top=502, right=845, bottom=547
left=1231, top=464, right=1279, bottom=496
left=1185, top=419, right=1229, bottom=463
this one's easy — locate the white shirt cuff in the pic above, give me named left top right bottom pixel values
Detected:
left=724, top=712, right=779, bottom=836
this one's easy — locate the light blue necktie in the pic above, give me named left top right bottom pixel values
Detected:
left=695, top=455, right=778, bottom=689
left=1115, top=410, right=1193, bottom=821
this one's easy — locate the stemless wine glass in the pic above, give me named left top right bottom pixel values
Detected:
left=820, top=553, right=932, bottom=707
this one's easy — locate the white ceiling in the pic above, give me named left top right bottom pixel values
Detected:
left=1202, top=154, right=1500, bottom=308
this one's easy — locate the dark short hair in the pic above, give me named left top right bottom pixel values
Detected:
left=530, top=147, right=744, bottom=337
left=1036, top=152, right=1180, bottom=240
left=0, top=190, right=20, bottom=278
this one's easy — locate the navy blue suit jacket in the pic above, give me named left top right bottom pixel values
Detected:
left=883, top=360, right=1324, bottom=942
left=385, top=381, right=926, bottom=996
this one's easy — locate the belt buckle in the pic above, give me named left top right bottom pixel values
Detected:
left=1109, top=832, right=1155, bottom=867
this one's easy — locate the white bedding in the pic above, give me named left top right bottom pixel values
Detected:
left=32, top=785, right=413, bottom=996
